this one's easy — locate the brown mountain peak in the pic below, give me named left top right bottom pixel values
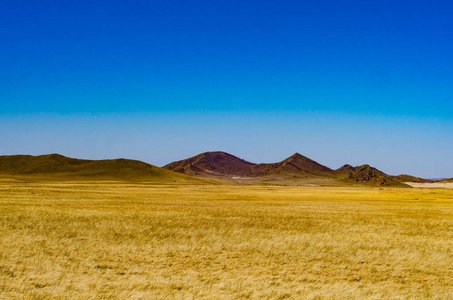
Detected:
left=275, top=153, right=332, bottom=174
left=289, top=152, right=303, bottom=158
left=163, top=151, right=256, bottom=177
left=281, top=153, right=308, bottom=164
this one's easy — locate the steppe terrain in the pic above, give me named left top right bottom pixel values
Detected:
left=1, top=180, right=453, bottom=299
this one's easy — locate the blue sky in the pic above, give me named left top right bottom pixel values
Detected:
left=1, top=1, right=452, bottom=177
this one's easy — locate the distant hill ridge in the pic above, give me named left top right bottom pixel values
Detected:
left=164, top=151, right=429, bottom=186
left=163, top=151, right=335, bottom=178
left=0, top=152, right=437, bottom=186
left=336, top=164, right=433, bottom=185
left=0, top=154, right=205, bottom=183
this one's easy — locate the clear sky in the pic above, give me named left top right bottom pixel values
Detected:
left=1, top=0, right=452, bottom=178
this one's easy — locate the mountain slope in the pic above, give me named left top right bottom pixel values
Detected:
left=0, top=154, right=207, bottom=183
left=393, top=174, right=435, bottom=183
left=250, top=153, right=334, bottom=176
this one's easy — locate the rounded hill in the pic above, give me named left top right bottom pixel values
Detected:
left=0, top=154, right=207, bottom=183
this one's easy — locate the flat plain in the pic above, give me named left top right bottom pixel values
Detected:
left=1, top=181, right=453, bottom=299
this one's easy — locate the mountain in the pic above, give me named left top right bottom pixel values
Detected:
left=336, top=164, right=406, bottom=186
left=0, top=154, right=207, bottom=183
left=163, top=151, right=256, bottom=177
left=164, top=151, right=414, bottom=186
left=163, top=151, right=336, bottom=179
left=337, top=164, right=436, bottom=186
left=164, top=151, right=361, bottom=188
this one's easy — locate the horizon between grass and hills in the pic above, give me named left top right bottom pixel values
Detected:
left=0, top=151, right=452, bottom=187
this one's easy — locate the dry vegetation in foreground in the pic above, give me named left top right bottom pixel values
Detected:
left=1, top=182, right=453, bottom=299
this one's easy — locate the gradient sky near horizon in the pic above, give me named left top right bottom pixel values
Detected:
left=1, top=0, right=452, bottom=178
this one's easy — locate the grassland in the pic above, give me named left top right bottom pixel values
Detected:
left=1, top=181, right=453, bottom=299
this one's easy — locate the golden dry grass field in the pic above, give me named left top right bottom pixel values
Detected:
left=1, top=181, right=453, bottom=299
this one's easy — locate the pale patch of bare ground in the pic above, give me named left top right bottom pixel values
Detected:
left=405, top=182, right=453, bottom=189
left=1, top=182, right=453, bottom=299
